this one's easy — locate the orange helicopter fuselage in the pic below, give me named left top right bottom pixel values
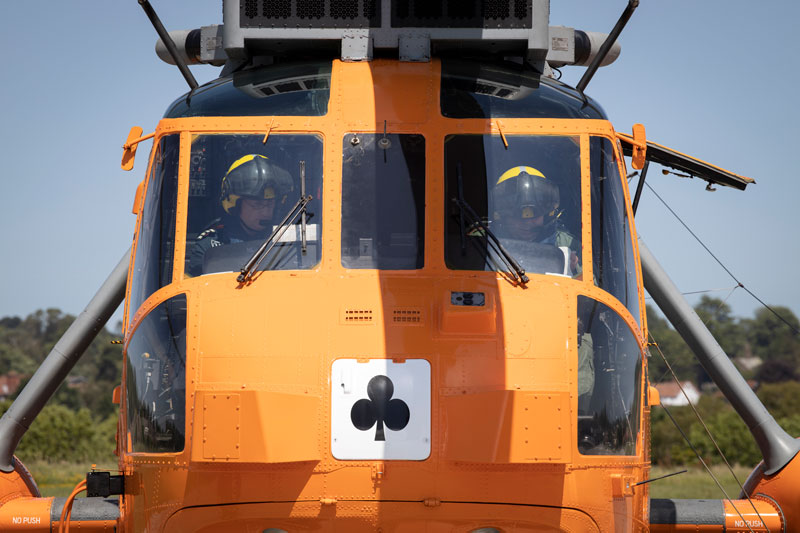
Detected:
left=119, top=59, right=651, bottom=532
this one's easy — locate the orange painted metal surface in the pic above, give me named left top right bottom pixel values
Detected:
left=121, top=126, right=145, bottom=171
left=723, top=498, right=782, bottom=532
left=0, top=492, right=118, bottom=532
left=743, top=455, right=800, bottom=532
left=0, top=458, right=39, bottom=507
left=164, top=501, right=602, bottom=532
left=0, top=497, right=50, bottom=532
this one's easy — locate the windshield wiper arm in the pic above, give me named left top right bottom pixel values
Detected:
left=451, top=197, right=529, bottom=285
left=299, top=161, right=308, bottom=254
left=237, top=193, right=312, bottom=283
left=454, top=164, right=528, bottom=285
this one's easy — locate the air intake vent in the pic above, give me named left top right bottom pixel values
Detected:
left=262, top=0, right=290, bottom=18
left=228, top=0, right=549, bottom=63
left=392, top=309, right=422, bottom=324
left=392, top=0, right=531, bottom=28
left=240, top=0, right=381, bottom=28
left=344, top=309, right=373, bottom=323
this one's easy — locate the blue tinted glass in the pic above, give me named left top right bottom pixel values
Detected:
left=126, top=294, right=186, bottom=453
left=444, top=134, right=583, bottom=278
left=185, top=134, right=324, bottom=276
left=441, top=60, right=606, bottom=119
left=577, top=295, right=642, bottom=456
left=341, top=134, right=426, bottom=269
left=128, top=135, right=179, bottom=325
left=164, top=62, right=331, bottom=118
left=590, top=137, right=641, bottom=324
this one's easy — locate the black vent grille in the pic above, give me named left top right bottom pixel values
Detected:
left=344, top=309, right=373, bottom=323
left=392, top=0, right=531, bottom=28
left=240, top=0, right=381, bottom=28
left=363, top=0, right=378, bottom=19
left=330, top=0, right=358, bottom=19
left=240, top=0, right=530, bottom=29
left=392, top=309, right=422, bottom=324
left=483, top=1, right=509, bottom=20
left=263, top=0, right=291, bottom=18
left=244, top=0, right=259, bottom=18
left=514, top=0, right=528, bottom=19
left=297, top=0, right=325, bottom=19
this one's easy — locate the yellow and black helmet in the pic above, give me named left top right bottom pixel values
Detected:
left=493, top=166, right=560, bottom=222
left=220, top=154, right=293, bottom=214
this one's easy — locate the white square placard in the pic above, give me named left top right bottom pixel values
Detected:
left=331, top=359, right=431, bottom=460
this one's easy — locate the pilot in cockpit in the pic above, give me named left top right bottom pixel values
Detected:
left=186, top=154, right=293, bottom=276
left=491, top=166, right=581, bottom=277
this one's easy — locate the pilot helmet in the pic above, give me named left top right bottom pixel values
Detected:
left=493, top=166, right=559, bottom=223
left=220, top=154, right=293, bottom=214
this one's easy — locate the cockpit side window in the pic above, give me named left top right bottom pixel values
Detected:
left=577, top=295, right=642, bottom=456
left=341, top=134, right=426, bottom=270
left=590, top=136, right=641, bottom=325
left=128, top=135, right=180, bottom=326
left=126, top=294, right=186, bottom=453
left=184, top=134, right=323, bottom=277
left=444, top=134, right=582, bottom=279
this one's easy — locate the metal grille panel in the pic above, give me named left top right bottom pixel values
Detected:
left=330, top=0, right=358, bottom=19
left=297, top=0, right=325, bottom=19
left=263, top=0, right=291, bottom=18
left=392, top=0, right=531, bottom=28
left=240, top=0, right=381, bottom=28
left=239, top=0, right=529, bottom=29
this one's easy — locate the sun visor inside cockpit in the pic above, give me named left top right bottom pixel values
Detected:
left=618, top=135, right=754, bottom=191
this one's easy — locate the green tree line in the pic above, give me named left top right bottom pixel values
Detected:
left=647, top=296, right=800, bottom=384
left=648, top=295, right=800, bottom=466
left=0, top=309, right=122, bottom=462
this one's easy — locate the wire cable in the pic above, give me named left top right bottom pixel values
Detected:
left=58, top=479, right=87, bottom=533
left=658, top=403, right=759, bottom=533
left=644, top=285, right=740, bottom=300
left=698, top=284, right=739, bottom=330
left=649, top=333, right=769, bottom=532
left=645, top=182, right=799, bottom=336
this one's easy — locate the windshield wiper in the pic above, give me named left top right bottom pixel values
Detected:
left=453, top=164, right=528, bottom=285
left=237, top=161, right=311, bottom=283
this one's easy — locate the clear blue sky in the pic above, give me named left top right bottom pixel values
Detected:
left=0, top=1, right=798, bottom=328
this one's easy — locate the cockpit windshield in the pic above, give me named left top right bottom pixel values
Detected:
left=440, top=59, right=606, bottom=119
left=444, top=134, right=582, bottom=279
left=341, top=133, right=426, bottom=270
left=164, top=61, right=331, bottom=118
left=185, top=134, right=323, bottom=277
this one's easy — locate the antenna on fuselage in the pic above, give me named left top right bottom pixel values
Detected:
left=137, top=0, right=199, bottom=90
left=576, top=0, right=639, bottom=93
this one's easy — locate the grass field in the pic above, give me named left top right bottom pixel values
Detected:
left=24, top=458, right=118, bottom=498
left=648, top=464, right=755, bottom=499
left=23, top=459, right=756, bottom=500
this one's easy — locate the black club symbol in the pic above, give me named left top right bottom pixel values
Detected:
left=350, top=375, right=410, bottom=441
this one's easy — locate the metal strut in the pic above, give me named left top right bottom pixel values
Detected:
left=0, top=249, right=130, bottom=472
left=639, top=238, right=800, bottom=476
left=138, top=0, right=199, bottom=90
left=576, top=0, right=639, bottom=93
